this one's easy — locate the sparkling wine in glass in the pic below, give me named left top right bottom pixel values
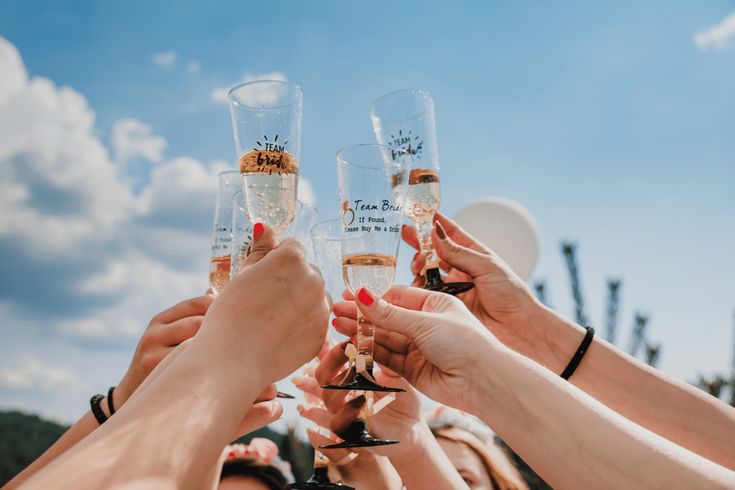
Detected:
left=209, top=170, right=241, bottom=294
left=320, top=144, right=408, bottom=450
left=228, top=80, right=302, bottom=237
left=370, top=89, right=474, bottom=296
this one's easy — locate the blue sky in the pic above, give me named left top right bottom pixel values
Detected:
left=0, top=1, right=734, bottom=423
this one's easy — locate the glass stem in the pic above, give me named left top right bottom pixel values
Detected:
left=416, top=214, right=440, bottom=271
left=356, top=309, right=375, bottom=375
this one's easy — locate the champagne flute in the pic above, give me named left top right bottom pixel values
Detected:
left=230, top=190, right=253, bottom=278
left=230, top=190, right=295, bottom=400
left=285, top=219, right=355, bottom=490
left=320, top=144, right=407, bottom=450
left=228, top=80, right=303, bottom=237
left=209, top=170, right=241, bottom=294
left=370, top=89, right=474, bottom=295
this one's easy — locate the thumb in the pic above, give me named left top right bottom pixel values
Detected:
left=240, top=222, right=277, bottom=270
left=433, top=221, right=497, bottom=278
left=354, top=287, right=431, bottom=340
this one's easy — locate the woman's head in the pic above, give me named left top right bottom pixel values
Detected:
left=427, top=407, right=529, bottom=490
left=218, top=439, right=292, bottom=490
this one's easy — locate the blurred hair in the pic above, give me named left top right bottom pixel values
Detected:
left=220, top=459, right=288, bottom=490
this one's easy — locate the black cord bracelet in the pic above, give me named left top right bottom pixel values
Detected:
left=560, top=326, right=595, bottom=380
left=90, top=394, right=108, bottom=425
left=107, top=386, right=116, bottom=416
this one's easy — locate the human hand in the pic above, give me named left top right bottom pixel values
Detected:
left=299, top=343, right=425, bottom=462
left=333, top=286, right=499, bottom=413
left=198, top=223, right=330, bottom=389
left=115, top=294, right=215, bottom=407
left=404, top=213, right=550, bottom=364
left=305, top=429, right=403, bottom=490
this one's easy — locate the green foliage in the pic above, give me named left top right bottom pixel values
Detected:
left=0, top=410, right=69, bottom=486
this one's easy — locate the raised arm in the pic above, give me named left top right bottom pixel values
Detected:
left=4, top=295, right=215, bottom=489
left=335, top=285, right=735, bottom=489
left=23, top=228, right=330, bottom=489
left=403, top=213, right=735, bottom=470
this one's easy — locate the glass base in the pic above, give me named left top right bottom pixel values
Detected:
left=286, top=467, right=354, bottom=490
left=276, top=391, right=296, bottom=399
left=424, top=268, right=475, bottom=296
left=320, top=373, right=405, bottom=393
left=286, top=482, right=353, bottom=490
left=320, top=420, right=399, bottom=449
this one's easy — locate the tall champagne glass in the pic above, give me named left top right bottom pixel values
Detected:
left=285, top=219, right=355, bottom=489
left=230, top=190, right=253, bottom=278
left=370, top=89, right=474, bottom=295
left=228, top=80, right=303, bottom=237
left=320, top=144, right=407, bottom=450
left=209, top=170, right=241, bottom=294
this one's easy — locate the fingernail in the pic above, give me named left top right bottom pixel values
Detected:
left=435, top=221, right=447, bottom=240
left=350, top=395, right=366, bottom=408
left=413, top=252, right=420, bottom=262
left=253, top=222, right=264, bottom=240
left=292, top=375, right=304, bottom=386
left=297, top=404, right=305, bottom=413
left=357, top=288, right=374, bottom=306
left=331, top=318, right=337, bottom=327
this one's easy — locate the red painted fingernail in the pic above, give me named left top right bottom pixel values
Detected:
left=331, top=318, right=337, bottom=327
left=357, top=288, right=374, bottom=306
left=435, top=221, right=447, bottom=240
left=413, top=252, right=420, bottom=262
left=253, top=222, right=264, bottom=240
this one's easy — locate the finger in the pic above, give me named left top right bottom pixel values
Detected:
left=292, top=374, right=322, bottom=399
left=298, top=404, right=333, bottom=428
left=233, top=400, right=283, bottom=437
left=433, top=221, right=497, bottom=278
left=374, top=328, right=411, bottom=354
left=330, top=395, right=366, bottom=436
left=333, top=316, right=357, bottom=336
left=341, top=289, right=354, bottom=301
left=154, top=315, right=204, bottom=346
left=411, top=252, right=426, bottom=276
left=434, top=212, right=489, bottom=252
left=401, top=224, right=420, bottom=251
left=315, top=342, right=349, bottom=385
left=373, top=344, right=407, bottom=377
left=256, top=383, right=278, bottom=402
left=306, top=428, right=354, bottom=462
left=240, top=222, right=277, bottom=269
left=154, top=295, right=214, bottom=324
left=333, top=301, right=357, bottom=320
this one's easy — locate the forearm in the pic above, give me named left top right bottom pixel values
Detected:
left=24, top=342, right=265, bottom=490
left=528, top=306, right=735, bottom=470
left=472, top=338, right=735, bottom=490
left=391, top=422, right=469, bottom=489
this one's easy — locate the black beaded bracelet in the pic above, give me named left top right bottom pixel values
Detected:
left=107, top=386, right=116, bottom=416
left=90, top=394, right=108, bottom=425
left=560, top=326, right=595, bottom=380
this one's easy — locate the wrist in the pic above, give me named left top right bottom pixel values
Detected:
left=389, top=420, right=433, bottom=466
left=525, top=304, right=586, bottom=374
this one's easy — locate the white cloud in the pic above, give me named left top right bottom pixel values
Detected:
left=211, top=71, right=287, bottom=105
left=694, top=12, right=735, bottom=51
left=186, top=60, right=201, bottom=74
left=151, top=50, right=177, bottom=66
left=0, top=357, right=86, bottom=392
left=112, top=118, right=167, bottom=164
left=211, top=87, right=229, bottom=104
left=0, top=44, right=135, bottom=253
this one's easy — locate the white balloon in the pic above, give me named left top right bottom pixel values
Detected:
left=453, top=198, right=540, bottom=281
